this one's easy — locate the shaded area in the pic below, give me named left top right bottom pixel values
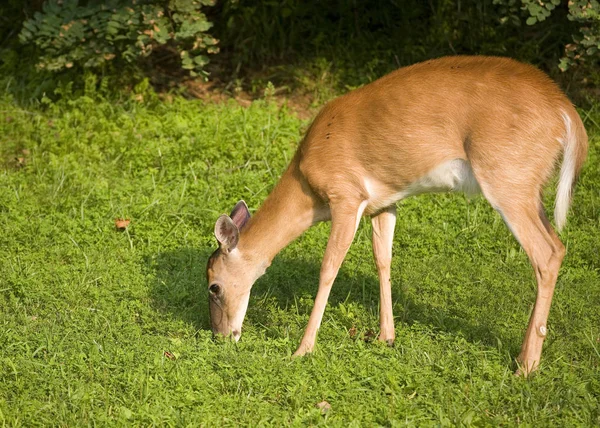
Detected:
left=146, top=246, right=522, bottom=355
left=209, top=0, right=573, bottom=81
left=2, top=1, right=597, bottom=107
left=191, top=1, right=595, bottom=105
left=145, top=248, right=214, bottom=331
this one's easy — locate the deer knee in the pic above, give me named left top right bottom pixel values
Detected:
left=375, top=258, right=391, bottom=272
left=535, top=264, right=552, bottom=283
left=553, top=240, right=565, bottom=264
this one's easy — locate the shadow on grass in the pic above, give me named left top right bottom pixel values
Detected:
left=146, top=246, right=522, bottom=355
left=145, top=248, right=214, bottom=331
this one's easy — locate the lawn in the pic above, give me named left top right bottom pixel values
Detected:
left=1, top=80, right=599, bottom=426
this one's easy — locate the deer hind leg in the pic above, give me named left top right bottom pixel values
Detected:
left=485, top=191, right=565, bottom=375
left=371, top=206, right=397, bottom=345
left=293, top=199, right=368, bottom=357
left=515, top=207, right=565, bottom=375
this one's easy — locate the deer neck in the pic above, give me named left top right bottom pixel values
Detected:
left=238, top=157, right=322, bottom=265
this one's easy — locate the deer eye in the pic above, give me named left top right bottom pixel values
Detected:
left=209, top=283, right=221, bottom=295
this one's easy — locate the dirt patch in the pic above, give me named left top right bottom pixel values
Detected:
left=181, top=77, right=319, bottom=121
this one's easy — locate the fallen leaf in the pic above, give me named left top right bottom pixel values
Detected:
left=164, top=351, right=175, bottom=360
left=363, top=329, right=376, bottom=343
left=315, top=400, right=331, bottom=415
left=114, top=218, right=130, bottom=230
left=348, top=325, right=357, bottom=338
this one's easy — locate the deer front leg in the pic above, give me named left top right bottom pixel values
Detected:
left=293, top=200, right=368, bottom=357
left=371, top=206, right=397, bottom=345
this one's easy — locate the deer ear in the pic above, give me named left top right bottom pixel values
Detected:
left=214, top=215, right=239, bottom=251
left=230, top=200, right=251, bottom=231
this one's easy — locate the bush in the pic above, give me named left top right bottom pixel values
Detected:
left=560, top=0, right=600, bottom=72
left=494, top=0, right=600, bottom=72
left=4, top=0, right=600, bottom=101
left=18, top=0, right=219, bottom=77
left=212, top=0, right=572, bottom=87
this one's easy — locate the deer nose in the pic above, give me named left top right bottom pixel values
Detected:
left=232, top=330, right=241, bottom=341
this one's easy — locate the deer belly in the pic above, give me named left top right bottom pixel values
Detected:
left=364, top=159, right=481, bottom=213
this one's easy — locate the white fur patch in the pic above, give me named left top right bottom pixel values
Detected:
left=495, top=207, right=521, bottom=246
left=230, top=290, right=251, bottom=341
left=410, top=159, right=480, bottom=195
left=355, top=200, right=369, bottom=231
left=554, top=110, right=576, bottom=231
left=363, top=159, right=480, bottom=212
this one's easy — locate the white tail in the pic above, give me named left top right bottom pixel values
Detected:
left=555, top=112, right=581, bottom=231
left=206, top=56, right=588, bottom=376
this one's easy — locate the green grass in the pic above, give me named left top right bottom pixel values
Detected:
left=1, top=85, right=599, bottom=426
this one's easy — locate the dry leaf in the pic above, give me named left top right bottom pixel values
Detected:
left=164, top=351, right=175, bottom=360
left=363, top=329, right=376, bottom=343
left=316, top=400, right=331, bottom=415
left=114, top=218, right=131, bottom=230
left=348, top=325, right=357, bottom=338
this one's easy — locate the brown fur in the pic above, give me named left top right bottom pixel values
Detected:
left=299, top=56, right=585, bottom=214
left=207, top=56, right=588, bottom=375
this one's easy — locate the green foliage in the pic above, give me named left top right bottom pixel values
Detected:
left=18, top=0, right=218, bottom=77
left=520, top=0, right=561, bottom=25
left=493, top=0, right=600, bottom=72
left=1, top=0, right=598, bottom=100
left=1, top=82, right=599, bottom=424
left=0, top=0, right=26, bottom=44
left=561, top=0, right=600, bottom=72
left=212, top=0, right=577, bottom=94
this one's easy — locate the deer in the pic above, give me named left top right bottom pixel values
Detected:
left=206, top=56, right=588, bottom=375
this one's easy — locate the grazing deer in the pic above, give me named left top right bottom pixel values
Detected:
left=206, top=56, right=588, bottom=375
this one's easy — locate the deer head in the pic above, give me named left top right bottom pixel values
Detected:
left=206, top=200, right=265, bottom=341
